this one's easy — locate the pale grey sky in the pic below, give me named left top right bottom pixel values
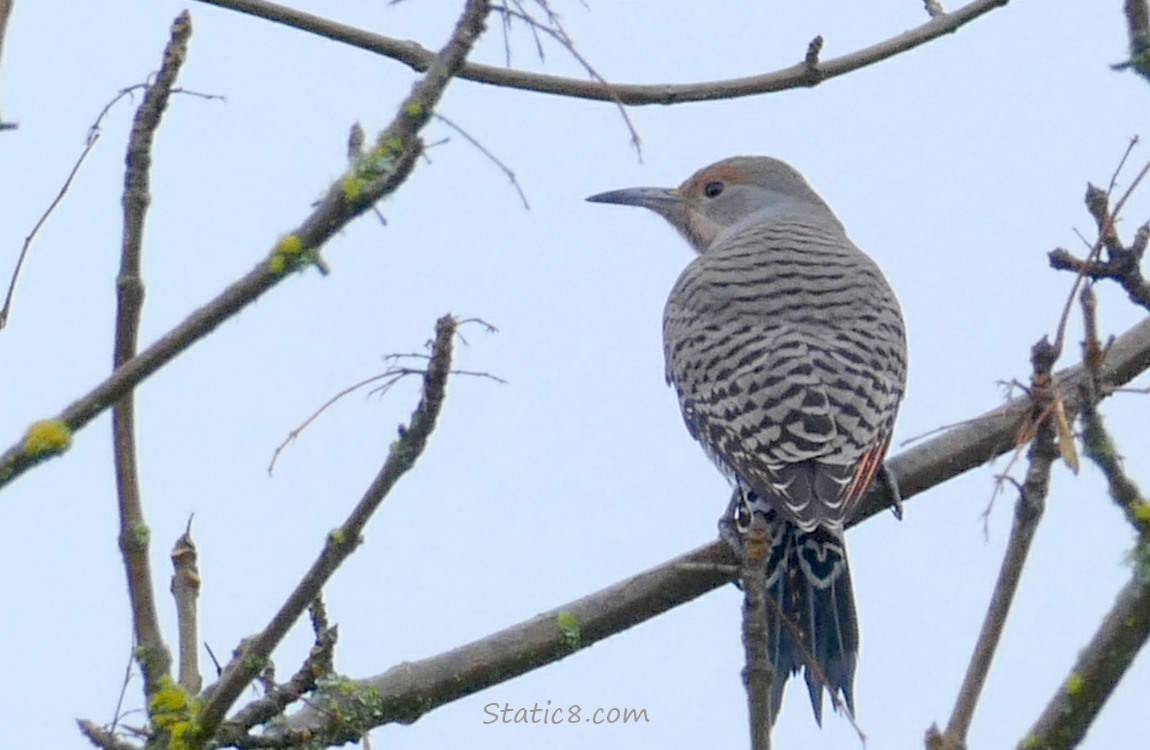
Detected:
left=2, top=2, right=1148, bottom=748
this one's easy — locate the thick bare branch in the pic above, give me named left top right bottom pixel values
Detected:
left=264, top=541, right=733, bottom=745
left=194, top=0, right=1009, bottom=105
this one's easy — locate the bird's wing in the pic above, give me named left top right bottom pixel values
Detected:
left=663, top=236, right=903, bottom=529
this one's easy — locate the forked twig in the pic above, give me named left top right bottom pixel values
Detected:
left=199, top=314, right=462, bottom=738
left=267, top=359, right=503, bottom=475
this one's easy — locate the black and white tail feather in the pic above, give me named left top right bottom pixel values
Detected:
left=726, top=487, right=859, bottom=726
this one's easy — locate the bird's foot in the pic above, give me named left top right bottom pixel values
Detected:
left=718, top=486, right=750, bottom=557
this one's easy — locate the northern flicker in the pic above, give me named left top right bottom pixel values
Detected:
left=587, top=156, right=907, bottom=724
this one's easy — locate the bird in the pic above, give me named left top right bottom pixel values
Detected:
left=587, top=156, right=907, bottom=725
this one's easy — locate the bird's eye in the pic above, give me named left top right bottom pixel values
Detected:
left=703, top=181, right=725, bottom=198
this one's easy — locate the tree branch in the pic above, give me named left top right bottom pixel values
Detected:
left=76, top=719, right=139, bottom=750
left=929, top=338, right=1060, bottom=750
left=170, top=520, right=202, bottom=694
left=0, top=0, right=490, bottom=493
left=1082, top=408, right=1150, bottom=534
left=1015, top=390, right=1150, bottom=747
left=193, top=0, right=1009, bottom=105
left=740, top=511, right=774, bottom=750
left=0, top=0, right=15, bottom=130
left=257, top=315, right=1150, bottom=744
left=225, top=617, right=338, bottom=734
left=851, top=315, right=1150, bottom=524
left=114, top=11, right=192, bottom=697
left=1049, top=177, right=1150, bottom=313
left=1017, top=570, right=1150, bottom=748
left=197, top=313, right=462, bottom=740
left=265, top=540, right=734, bottom=745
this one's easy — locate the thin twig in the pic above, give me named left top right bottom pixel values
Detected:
left=1, top=85, right=145, bottom=330
left=192, top=0, right=1010, bottom=105
left=307, top=595, right=334, bottom=674
left=432, top=112, right=530, bottom=209
left=929, top=338, right=1061, bottom=750
left=488, top=2, right=640, bottom=153
left=197, top=313, right=462, bottom=738
left=899, top=411, right=1007, bottom=448
left=1105, top=136, right=1139, bottom=197
left=1080, top=283, right=1105, bottom=397
left=267, top=363, right=504, bottom=474
left=114, top=12, right=193, bottom=697
left=109, top=647, right=136, bottom=738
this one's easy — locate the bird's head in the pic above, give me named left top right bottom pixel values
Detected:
left=587, top=156, right=836, bottom=254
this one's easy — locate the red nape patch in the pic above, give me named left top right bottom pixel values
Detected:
left=680, top=163, right=749, bottom=198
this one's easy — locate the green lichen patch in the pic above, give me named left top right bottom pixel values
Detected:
left=23, top=419, right=72, bottom=458
left=149, top=676, right=202, bottom=750
left=557, top=610, right=581, bottom=649
left=268, top=234, right=319, bottom=275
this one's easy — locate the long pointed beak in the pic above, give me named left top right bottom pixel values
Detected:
left=585, top=186, right=682, bottom=209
